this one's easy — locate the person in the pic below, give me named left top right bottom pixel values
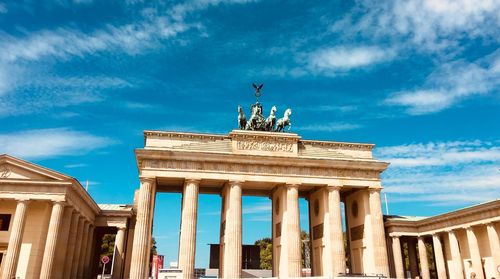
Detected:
left=470, top=272, right=476, bottom=279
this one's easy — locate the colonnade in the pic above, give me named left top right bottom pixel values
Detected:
left=0, top=199, right=96, bottom=279
left=129, top=177, right=390, bottom=279
left=390, top=222, right=500, bottom=279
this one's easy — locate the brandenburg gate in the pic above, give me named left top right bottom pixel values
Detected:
left=129, top=89, right=391, bottom=279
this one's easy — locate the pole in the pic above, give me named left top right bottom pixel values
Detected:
left=102, top=262, right=106, bottom=279
left=384, top=192, right=389, bottom=215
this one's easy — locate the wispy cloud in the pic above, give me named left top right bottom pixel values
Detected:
left=331, top=0, right=500, bottom=52
left=64, top=163, right=88, bottom=168
left=308, top=46, right=396, bottom=73
left=376, top=140, right=500, bottom=205
left=0, top=19, right=189, bottom=63
left=0, top=128, right=115, bottom=160
left=296, top=122, right=361, bottom=132
left=384, top=53, right=500, bottom=114
left=243, top=203, right=271, bottom=214
left=0, top=75, right=131, bottom=116
left=0, top=2, right=7, bottom=13
left=376, top=140, right=500, bottom=167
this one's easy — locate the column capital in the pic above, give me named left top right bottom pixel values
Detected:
left=286, top=183, right=300, bottom=190
left=51, top=200, right=66, bottom=206
left=15, top=198, right=31, bottom=204
left=389, top=233, right=401, bottom=238
left=227, top=180, right=245, bottom=186
left=327, top=185, right=342, bottom=191
left=139, top=176, right=156, bottom=184
left=464, top=225, right=474, bottom=230
left=117, top=226, right=127, bottom=231
left=368, top=187, right=382, bottom=193
left=417, top=235, right=426, bottom=241
left=185, top=178, right=201, bottom=184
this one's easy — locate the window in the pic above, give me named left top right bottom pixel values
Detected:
left=0, top=214, right=11, bottom=231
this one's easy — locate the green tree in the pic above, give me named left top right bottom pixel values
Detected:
left=99, top=234, right=116, bottom=273
left=301, top=230, right=310, bottom=268
left=255, top=238, right=272, bottom=270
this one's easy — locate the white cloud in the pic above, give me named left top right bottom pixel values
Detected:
left=332, top=0, right=500, bottom=52
left=376, top=140, right=500, bottom=206
left=0, top=75, right=131, bottom=117
left=243, top=203, right=271, bottom=214
left=384, top=54, right=500, bottom=114
left=308, top=46, right=395, bottom=72
left=0, top=19, right=189, bottom=63
left=0, top=3, right=7, bottom=13
left=376, top=140, right=499, bottom=167
left=64, top=163, right=88, bottom=168
left=170, top=0, right=258, bottom=21
left=0, top=128, right=115, bottom=160
left=297, top=122, right=361, bottom=132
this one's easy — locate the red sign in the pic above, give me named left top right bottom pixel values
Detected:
left=102, top=256, right=110, bottom=264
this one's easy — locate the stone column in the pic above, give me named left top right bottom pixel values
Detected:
left=40, top=201, right=65, bottom=279
left=63, top=211, right=80, bottom=278
left=1, top=199, right=29, bottom=279
left=222, top=180, right=243, bottom=279
left=466, top=226, right=484, bottom=279
left=368, top=188, right=390, bottom=277
left=327, top=186, right=346, bottom=275
left=408, top=238, right=419, bottom=278
left=448, top=230, right=464, bottom=279
left=72, top=219, right=88, bottom=279
left=77, top=222, right=91, bottom=278
left=70, top=218, right=85, bottom=278
left=111, top=227, right=127, bottom=279
left=287, top=184, right=302, bottom=277
left=486, top=223, right=500, bottom=278
left=84, top=225, right=95, bottom=279
left=178, top=179, right=200, bottom=279
left=392, top=236, right=405, bottom=279
left=432, top=233, right=447, bottom=279
left=418, top=236, right=430, bottom=279
left=130, top=177, right=156, bottom=279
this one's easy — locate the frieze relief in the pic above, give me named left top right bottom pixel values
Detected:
left=142, top=159, right=379, bottom=179
left=236, top=140, right=294, bottom=153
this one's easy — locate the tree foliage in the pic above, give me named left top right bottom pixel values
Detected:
left=255, top=237, right=272, bottom=270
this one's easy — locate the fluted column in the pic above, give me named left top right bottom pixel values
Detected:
left=130, top=177, right=156, bottom=279
left=84, top=225, right=95, bottom=279
left=222, top=180, right=243, bottom=279
left=77, top=222, right=91, bottom=278
left=112, top=227, right=127, bottom=279
left=408, top=238, right=419, bottom=278
left=432, top=234, right=447, bottom=279
left=448, top=230, right=464, bottom=279
left=392, top=236, right=405, bottom=279
left=72, top=219, right=88, bottom=278
left=287, top=184, right=301, bottom=277
left=63, top=211, right=80, bottom=278
left=418, top=236, right=430, bottom=279
left=368, top=188, right=390, bottom=277
left=1, top=199, right=29, bottom=279
left=466, top=226, right=484, bottom=279
left=327, top=186, right=346, bottom=275
left=486, top=223, right=500, bottom=278
left=54, top=207, right=74, bottom=279
left=178, top=179, right=200, bottom=279
left=40, top=201, right=65, bottom=279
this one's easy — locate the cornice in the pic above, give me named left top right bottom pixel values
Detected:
left=385, top=199, right=500, bottom=234
left=301, top=140, right=374, bottom=151
left=135, top=148, right=388, bottom=172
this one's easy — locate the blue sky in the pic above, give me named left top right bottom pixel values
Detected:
left=0, top=0, right=499, bottom=268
